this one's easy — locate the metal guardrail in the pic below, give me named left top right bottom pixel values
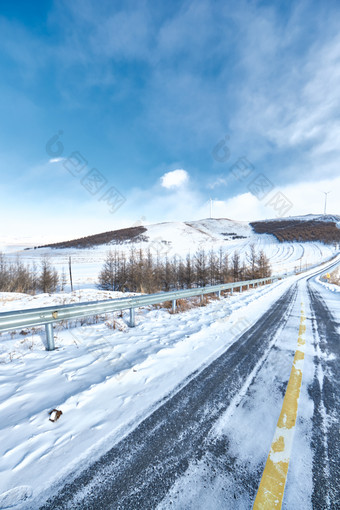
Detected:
left=0, top=276, right=277, bottom=351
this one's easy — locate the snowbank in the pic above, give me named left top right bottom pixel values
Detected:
left=0, top=279, right=295, bottom=507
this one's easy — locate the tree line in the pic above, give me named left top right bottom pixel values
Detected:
left=251, top=219, right=340, bottom=245
left=0, top=245, right=271, bottom=296
left=98, top=245, right=271, bottom=293
left=0, top=253, right=66, bottom=294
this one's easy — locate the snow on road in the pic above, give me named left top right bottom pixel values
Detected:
left=0, top=278, right=295, bottom=508
left=0, top=255, right=339, bottom=508
left=157, top=280, right=312, bottom=509
left=156, top=263, right=340, bottom=510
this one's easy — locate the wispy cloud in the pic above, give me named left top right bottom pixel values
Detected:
left=227, top=2, right=340, bottom=184
left=1, top=0, right=339, bottom=241
left=49, top=157, right=65, bottom=163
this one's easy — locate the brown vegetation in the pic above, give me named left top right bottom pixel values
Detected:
left=0, top=254, right=59, bottom=294
left=329, top=268, right=340, bottom=286
left=34, top=226, right=148, bottom=249
left=98, top=245, right=271, bottom=293
left=250, top=219, right=340, bottom=244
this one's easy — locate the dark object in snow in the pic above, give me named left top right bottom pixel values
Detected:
left=49, top=409, right=63, bottom=422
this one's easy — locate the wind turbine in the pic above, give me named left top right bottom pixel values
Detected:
left=323, top=191, right=331, bottom=215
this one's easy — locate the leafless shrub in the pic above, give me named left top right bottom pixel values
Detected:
left=329, top=268, right=340, bottom=286
left=0, top=253, right=62, bottom=295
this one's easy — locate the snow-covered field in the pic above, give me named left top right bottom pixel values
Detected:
left=1, top=215, right=339, bottom=508
left=3, top=218, right=338, bottom=290
left=0, top=253, right=339, bottom=508
left=0, top=277, right=295, bottom=508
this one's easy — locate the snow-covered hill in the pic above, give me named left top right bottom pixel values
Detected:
left=4, top=216, right=338, bottom=289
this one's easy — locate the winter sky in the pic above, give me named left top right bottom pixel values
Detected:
left=1, top=0, right=340, bottom=245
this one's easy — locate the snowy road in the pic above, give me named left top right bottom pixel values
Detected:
left=36, top=265, right=340, bottom=509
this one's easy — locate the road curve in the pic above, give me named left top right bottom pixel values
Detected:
left=37, top=265, right=339, bottom=510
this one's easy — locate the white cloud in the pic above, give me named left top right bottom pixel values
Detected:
left=207, top=175, right=235, bottom=189
left=129, top=173, right=339, bottom=228
left=49, top=157, right=65, bottom=163
left=2, top=172, right=339, bottom=246
left=205, top=176, right=340, bottom=222
left=160, top=169, right=189, bottom=189
left=230, top=8, right=340, bottom=182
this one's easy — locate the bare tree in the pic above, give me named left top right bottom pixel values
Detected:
left=97, top=246, right=272, bottom=294
left=221, top=251, right=230, bottom=283
left=257, top=250, right=271, bottom=278
left=184, top=253, right=194, bottom=288
left=195, top=249, right=208, bottom=287
left=208, top=250, right=218, bottom=285
left=231, top=251, right=240, bottom=282
left=39, top=256, right=59, bottom=293
left=248, top=244, right=258, bottom=279
left=60, top=267, right=68, bottom=291
left=98, top=251, right=116, bottom=291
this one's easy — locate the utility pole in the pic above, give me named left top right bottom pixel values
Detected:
left=69, top=256, right=73, bottom=292
left=323, top=191, right=330, bottom=215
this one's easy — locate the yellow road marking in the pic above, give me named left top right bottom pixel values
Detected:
left=253, top=305, right=306, bottom=509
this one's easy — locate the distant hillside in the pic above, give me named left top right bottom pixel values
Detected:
left=250, top=216, right=340, bottom=244
left=32, top=215, right=340, bottom=252
left=32, top=219, right=252, bottom=251
left=36, top=226, right=148, bottom=249
left=20, top=216, right=339, bottom=283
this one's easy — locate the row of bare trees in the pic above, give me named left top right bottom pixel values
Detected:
left=98, top=245, right=271, bottom=293
left=0, top=253, right=65, bottom=294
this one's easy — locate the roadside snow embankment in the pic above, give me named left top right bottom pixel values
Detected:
left=315, top=276, right=340, bottom=293
left=0, top=278, right=296, bottom=507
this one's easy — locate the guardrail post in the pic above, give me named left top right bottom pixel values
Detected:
left=130, top=308, right=135, bottom=327
left=45, top=323, right=55, bottom=351
left=216, top=290, right=221, bottom=299
left=200, top=294, right=204, bottom=303
left=172, top=299, right=177, bottom=313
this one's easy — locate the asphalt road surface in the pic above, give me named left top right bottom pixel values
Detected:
left=38, top=267, right=339, bottom=510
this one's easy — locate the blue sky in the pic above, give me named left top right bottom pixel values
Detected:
left=1, top=0, right=340, bottom=245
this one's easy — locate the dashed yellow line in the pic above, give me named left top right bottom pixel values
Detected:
left=253, top=305, right=306, bottom=509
